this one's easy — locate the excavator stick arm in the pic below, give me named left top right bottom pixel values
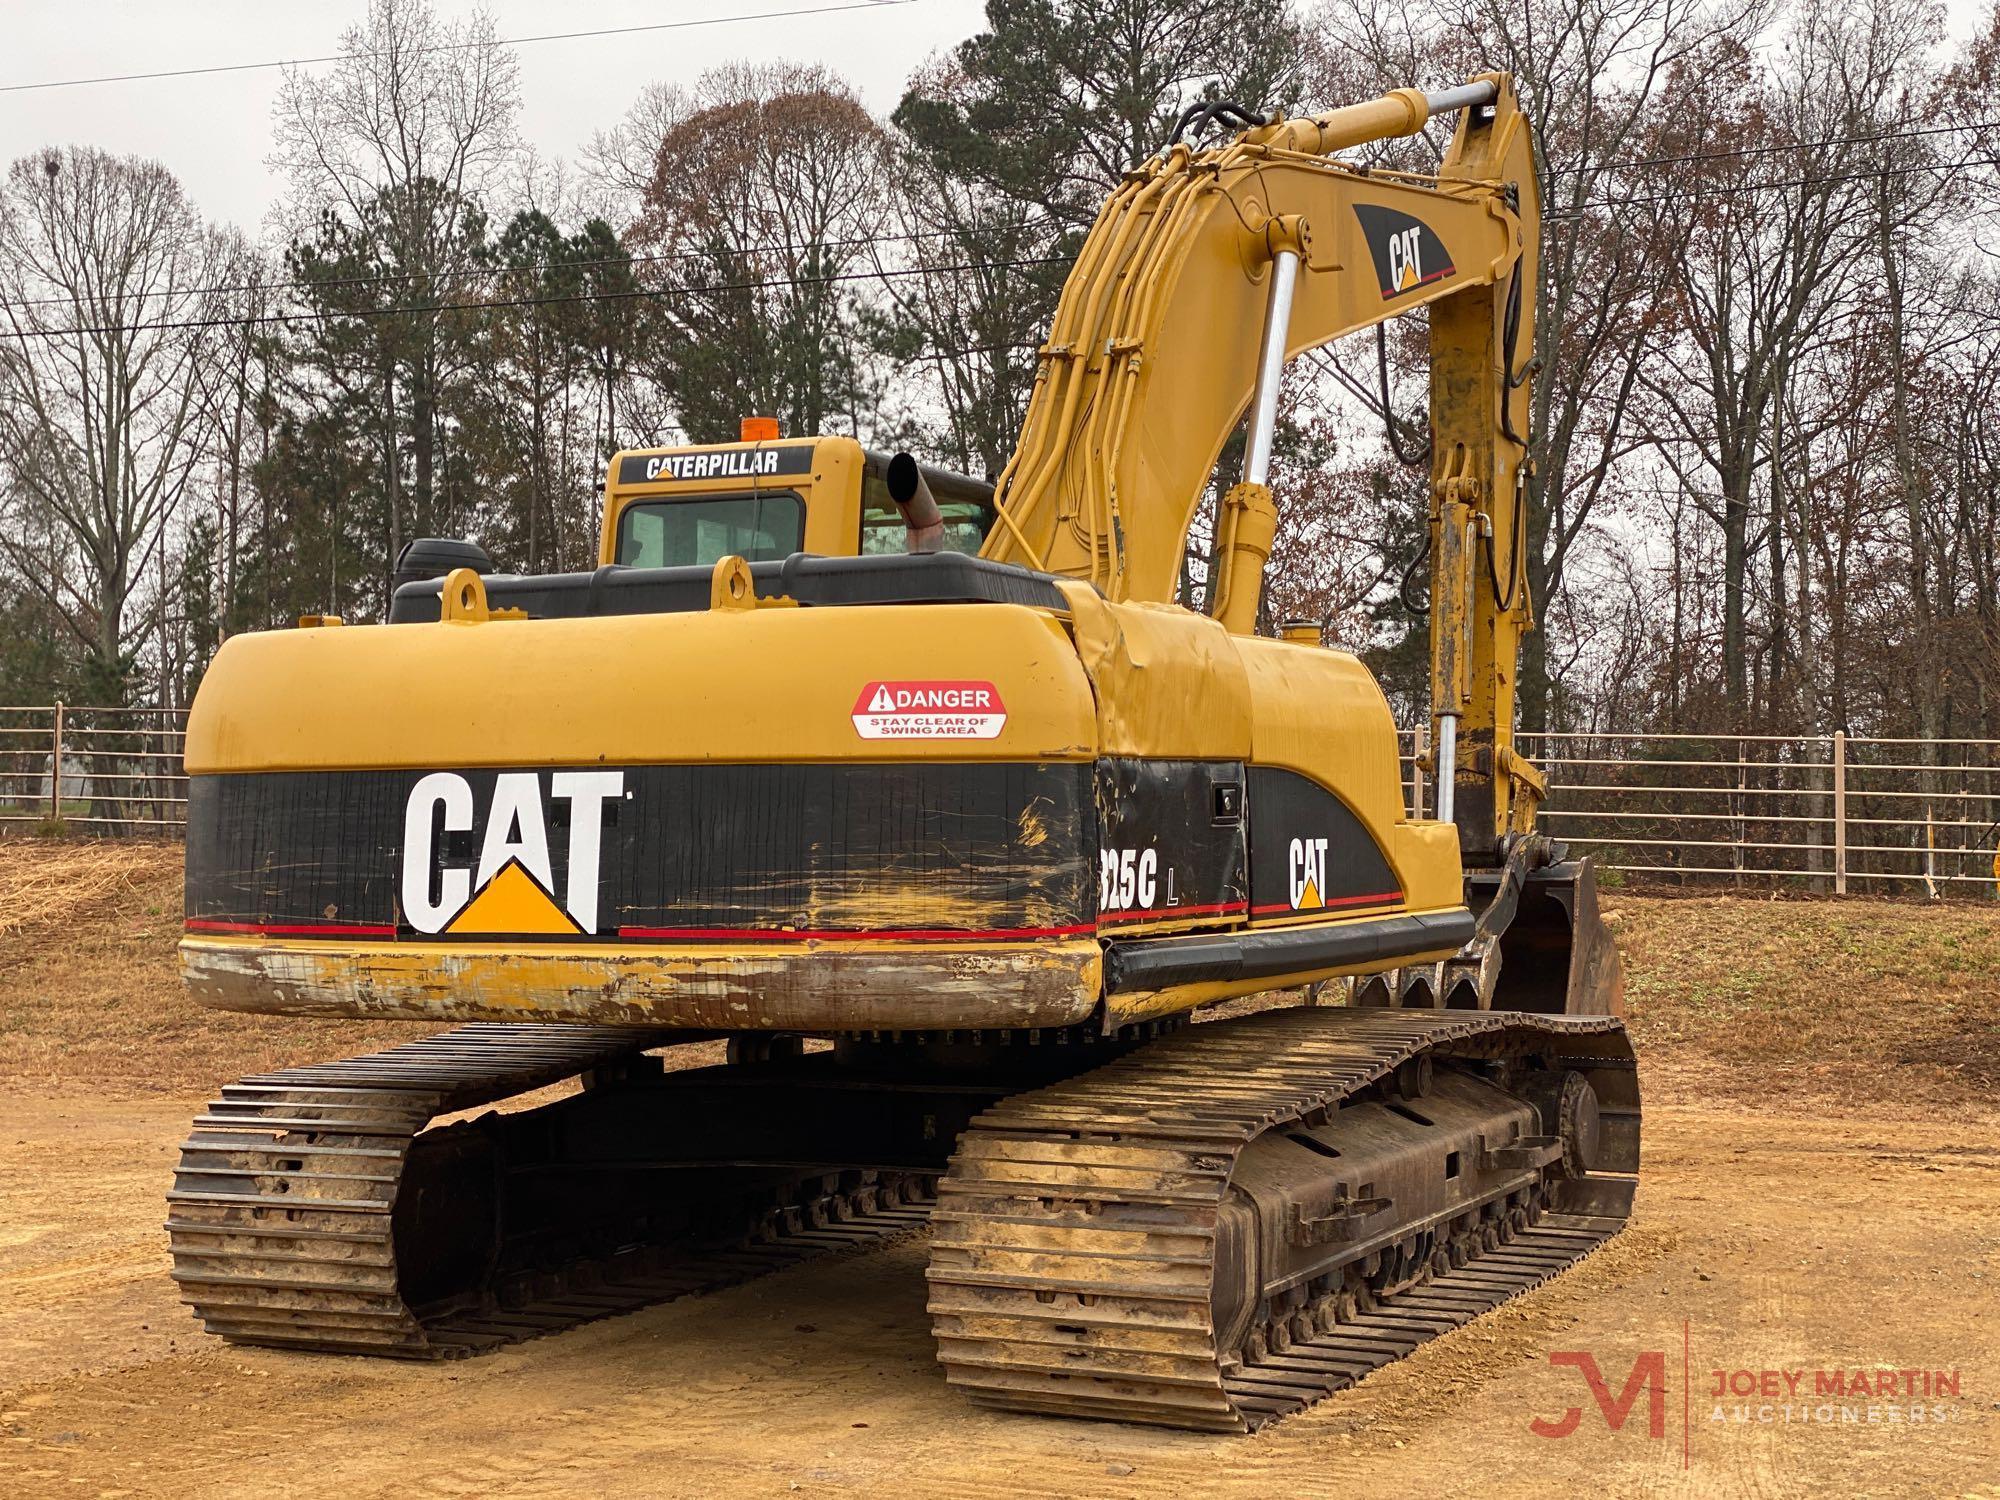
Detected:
left=980, top=75, right=1542, bottom=860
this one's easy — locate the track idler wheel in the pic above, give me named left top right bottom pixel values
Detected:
left=1519, top=1068, right=1603, bottom=1176
left=1390, top=1053, right=1433, bottom=1099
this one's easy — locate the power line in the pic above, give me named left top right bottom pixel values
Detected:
left=0, top=1, right=923, bottom=94
left=0, top=215, right=1062, bottom=313
left=1551, top=149, right=1999, bottom=218
left=0, top=253, right=1077, bottom=343
left=9, top=138, right=1978, bottom=320
left=7, top=145, right=1997, bottom=335
left=1550, top=115, right=2000, bottom=180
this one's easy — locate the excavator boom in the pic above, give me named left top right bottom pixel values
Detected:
left=982, top=75, right=1541, bottom=857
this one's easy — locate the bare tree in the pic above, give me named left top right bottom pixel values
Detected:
left=270, top=0, right=521, bottom=564
left=0, top=148, right=233, bottom=701
left=867, top=58, right=1059, bottom=475
left=1635, top=7, right=1901, bottom=725
left=1308, top=0, right=1730, bottom=727
left=630, top=64, right=893, bottom=441
left=581, top=82, right=682, bottom=228
left=1470, top=0, right=1747, bottom=730
left=271, top=0, right=520, bottom=230
left=1851, top=0, right=1967, bottom=753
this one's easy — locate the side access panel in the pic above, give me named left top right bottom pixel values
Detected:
left=1246, top=766, right=1405, bottom=921
left=1092, top=759, right=1247, bottom=930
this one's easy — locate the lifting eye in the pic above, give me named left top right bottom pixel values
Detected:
left=438, top=567, right=490, bottom=623
left=708, top=554, right=757, bottom=610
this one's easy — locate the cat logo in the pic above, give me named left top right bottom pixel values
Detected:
left=1288, top=836, right=1330, bottom=910
left=1353, top=203, right=1455, bottom=300
left=400, top=771, right=624, bottom=936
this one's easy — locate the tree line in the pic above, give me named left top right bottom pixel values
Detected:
left=1, top=0, right=1996, bottom=757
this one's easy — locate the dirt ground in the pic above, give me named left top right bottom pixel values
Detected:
left=1, top=845, right=1996, bottom=1498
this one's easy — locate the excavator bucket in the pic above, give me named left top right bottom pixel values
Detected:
left=1463, top=857, right=1624, bottom=1016
left=1364, top=856, right=1624, bottom=1014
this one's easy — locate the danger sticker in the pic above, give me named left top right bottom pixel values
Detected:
left=852, top=680, right=1007, bottom=739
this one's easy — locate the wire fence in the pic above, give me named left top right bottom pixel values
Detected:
left=0, top=704, right=190, bottom=834
left=4, top=706, right=1995, bottom=897
left=1400, top=727, right=2000, bottom=898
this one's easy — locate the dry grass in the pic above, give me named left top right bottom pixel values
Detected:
left=0, top=841, right=173, bottom=934
left=0, top=839, right=435, bottom=1095
left=1607, top=892, right=2000, bottom=1109
left=1, top=843, right=1994, bottom=1107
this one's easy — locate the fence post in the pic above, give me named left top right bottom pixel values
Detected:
left=48, top=701, right=64, bottom=824
left=1733, top=738, right=1746, bottom=887
left=1412, top=720, right=1429, bottom=820
left=1832, top=730, right=1846, bottom=896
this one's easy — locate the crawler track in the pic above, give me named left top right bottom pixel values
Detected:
left=926, top=1006, right=1639, bottom=1430
left=166, top=1025, right=936, bottom=1357
left=168, top=1008, right=1639, bottom=1434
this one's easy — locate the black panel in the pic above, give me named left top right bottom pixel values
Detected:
left=389, top=550, right=1069, bottom=623
left=1101, top=909, right=1475, bottom=994
left=186, top=762, right=1089, bottom=940
left=1093, top=759, right=1246, bottom=926
left=615, top=444, right=816, bottom=485
left=1353, top=203, right=1457, bottom=300
left=1246, top=766, right=1403, bottom=919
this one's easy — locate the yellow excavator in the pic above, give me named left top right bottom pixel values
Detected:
left=167, top=75, right=1638, bottom=1431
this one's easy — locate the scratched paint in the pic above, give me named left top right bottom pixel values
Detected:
left=185, top=762, right=1093, bottom=938
left=182, top=938, right=1103, bottom=1031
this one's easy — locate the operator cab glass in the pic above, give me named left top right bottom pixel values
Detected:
left=858, top=452, right=998, bottom=557
left=615, top=493, right=806, bottom=568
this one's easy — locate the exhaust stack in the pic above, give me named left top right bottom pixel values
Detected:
left=886, top=452, right=946, bottom=554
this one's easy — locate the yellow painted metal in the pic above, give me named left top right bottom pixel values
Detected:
left=181, top=75, right=1559, bottom=1034
left=439, top=568, right=492, bottom=623
left=1232, top=636, right=1464, bottom=916
left=1426, top=84, right=1540, bottom=857
left=708, top=554, right=758, bottom=611
left=1053, top=580, right=1251, bottom=760
left=1253, top=87, right=1436, bottom=156
left=1210, top=481, right=1278, bottom=636
left=185, top=602, right=1097, bottom=773
left=981, top=73, right=1543, bottom=857
left=182, top=934, right=1104, bottom=1031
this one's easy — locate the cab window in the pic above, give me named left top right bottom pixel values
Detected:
left=616, top=493, right=806, bottom=568
left=858, top=473, right=996, bottom=556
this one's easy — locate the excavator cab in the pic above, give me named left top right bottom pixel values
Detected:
left=385, top=430, right=999, bottom=622
left=599, top=427, right=997, bottom=570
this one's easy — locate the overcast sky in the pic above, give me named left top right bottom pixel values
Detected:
left=2, top=0, right=1991, bottom=235
left=0, top=0, right=988, bottom=231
